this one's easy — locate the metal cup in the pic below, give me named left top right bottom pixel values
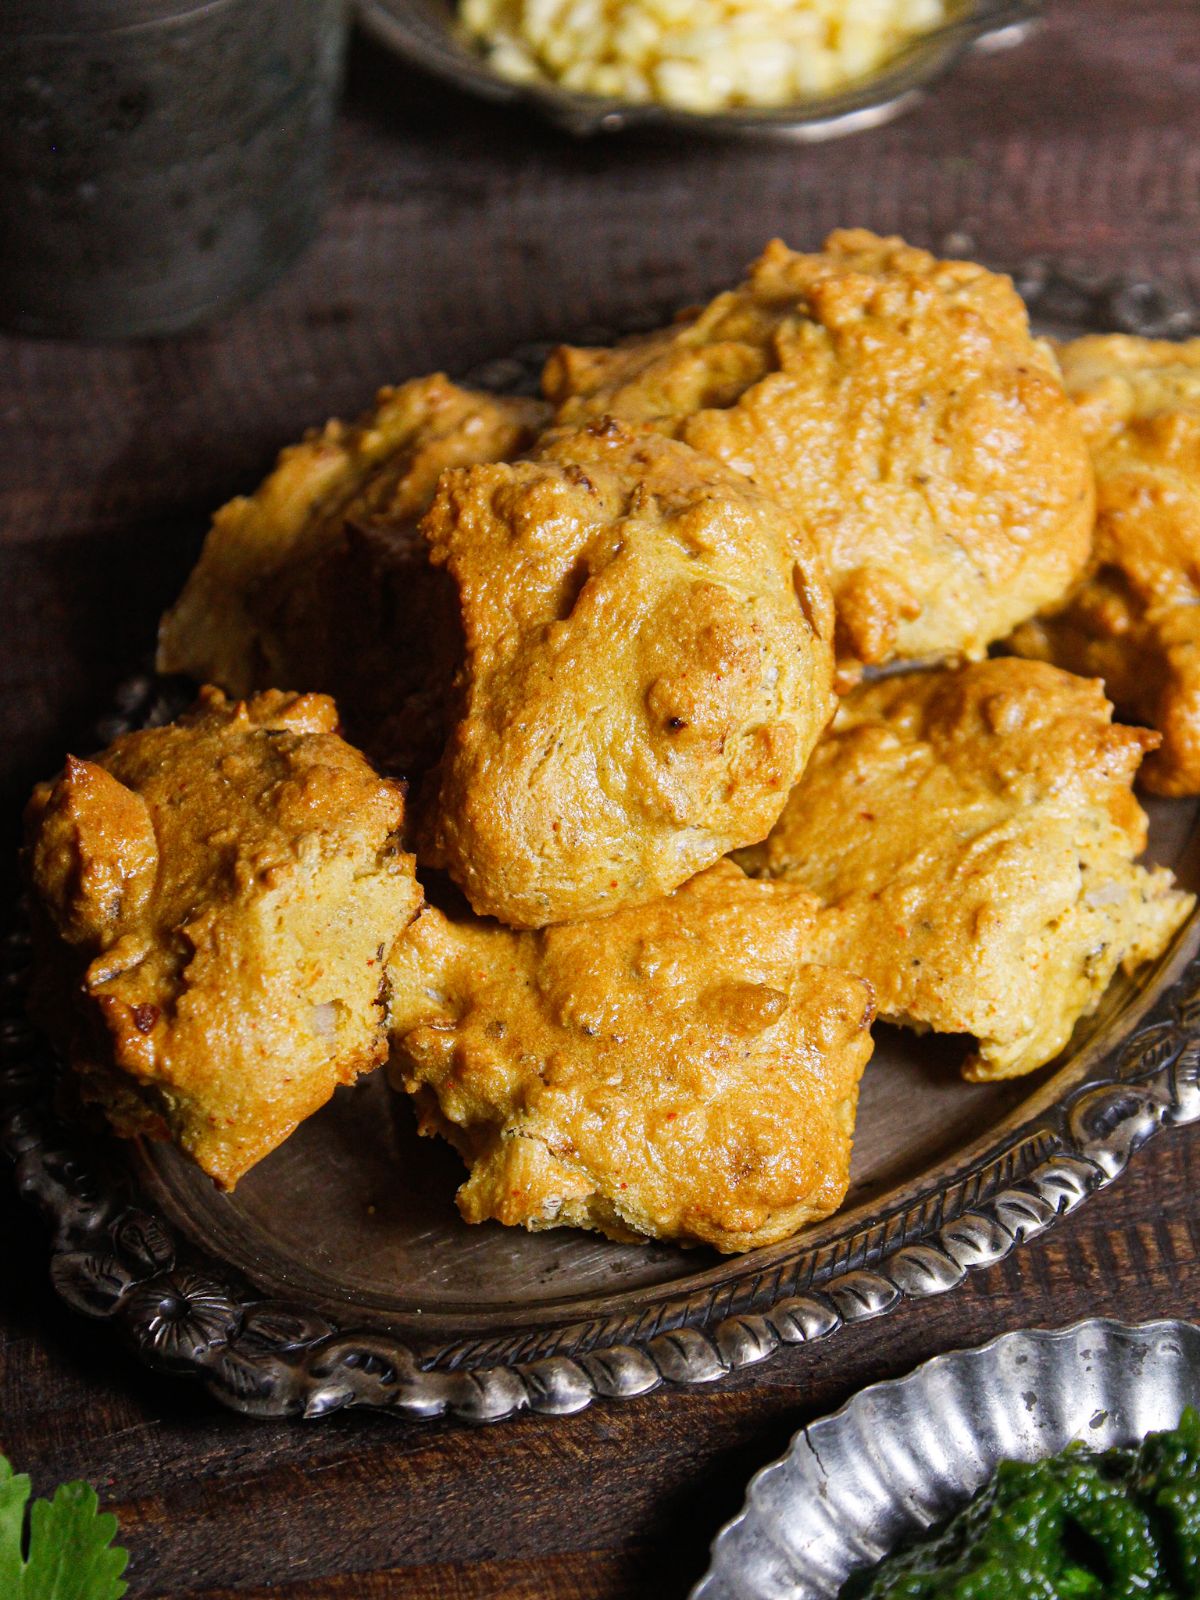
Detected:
left=0, top=0, right=348, bottom=338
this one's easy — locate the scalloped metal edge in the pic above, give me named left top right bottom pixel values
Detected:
left=3, top=260, right=1199, bottom=1425
left=356, top=0, right=1043, bottom=143
left=691, top=1317, right=1200, bottom=1599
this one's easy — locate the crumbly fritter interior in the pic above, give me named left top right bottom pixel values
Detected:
left=737, top=659, right=1193, bottom=1080
left=24, top=687, right=422, bottom=1186
left=1008, top=334, right=1200, bottom=796
left=386, top=861, right=874, bottom=1252
left=420, top=419, right=836, bottom=926
left=545, top=229, right=1094, bottom=674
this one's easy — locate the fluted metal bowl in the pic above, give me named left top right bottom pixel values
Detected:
left=693, top=1318, right=1200, bottom=1599
left=356, top=0, right=1042, bottom=141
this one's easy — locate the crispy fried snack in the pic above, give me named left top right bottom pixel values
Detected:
left=736, top=660, right=1193, bottom=1080
left=157, top=375, right=549, bottom=775
left=544, top=230, right=1094, bottom=675
left=419, top=419, right=837, bottom=927
left=24, top=688, right=421, bottom=1187
left=387, top=862, right=875, bottom=1252
left=1008, top=335, right=1200, bottom=796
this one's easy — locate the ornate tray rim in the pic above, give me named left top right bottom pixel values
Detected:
left=355, top=0, right=1042, bottom=143
left=4, top=260, right=1200, bottom=1426
left=691, top=1316, right=1200, bottom=1599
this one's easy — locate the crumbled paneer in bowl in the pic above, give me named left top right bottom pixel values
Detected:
left=459, top=0, right=954, bottom=113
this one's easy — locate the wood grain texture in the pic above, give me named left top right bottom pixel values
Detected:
left=3, top=2, right=1200, bottom=1594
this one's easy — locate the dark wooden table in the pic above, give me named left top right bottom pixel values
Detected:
left=4, top=3, right=1200, bottom=1593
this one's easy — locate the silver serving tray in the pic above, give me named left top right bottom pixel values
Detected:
left=356, top=0, right=1042, bottom=141
left=3, top=262, right=1200, bottom=1425
left=693, top=1317, right=1200, bottom=1600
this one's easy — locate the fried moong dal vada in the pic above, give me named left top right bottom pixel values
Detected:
left=157, top=375, right=549, bottom=776
left=24, top=688, right=421, bottom=1187
left=737, top=659, right=1193, bottom=1080
left=545, top=230, right=1094, bottom=676
left=1009, top=334, right=1200, bottom=796
left=387, top=861, right=874, bottom=1253
left=419, top=419, right=836, bottom=927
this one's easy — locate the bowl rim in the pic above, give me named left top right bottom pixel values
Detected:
left=354, top=0, right=1044, bottom=140
left=691, top=1315, right=1200, bottom=1598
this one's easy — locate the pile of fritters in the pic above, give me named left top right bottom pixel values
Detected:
left=24, top=233, right=1199, bottom=1255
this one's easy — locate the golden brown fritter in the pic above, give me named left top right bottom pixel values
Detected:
left=1008, top=335, right=1200, bottom=796
left=736, top=660, right=1193, bottom=1080
left=157, top=375, right=549, bottom=775
left=545, top=230, right=1094, bottom=675
left=386, top=862, right=875, bottom=1253
left=24, top=688, right=421, bottom=1188
left=419, top=419, right=837, bottom=927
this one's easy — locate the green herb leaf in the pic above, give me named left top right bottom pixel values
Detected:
left=0, top=1455, right=128, bottom=1600
left=0, top=1458, right=32, bottom=1597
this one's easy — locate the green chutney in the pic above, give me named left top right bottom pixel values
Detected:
left=843, top=1406, right=1200, bottom=1600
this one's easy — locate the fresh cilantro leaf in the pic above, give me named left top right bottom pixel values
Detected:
left=0, top=1457, right=31, bottom=1597
left=0, top=1455, right=128, bottom=1600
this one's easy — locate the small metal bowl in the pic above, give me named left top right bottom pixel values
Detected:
left=692, top=1319, right=1200, bottom=1600
left=356, top=0, right=1042, bottom=141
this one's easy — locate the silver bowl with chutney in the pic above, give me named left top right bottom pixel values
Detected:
left=693, top=1319, right=1200, bottom=1599
left=356, top=0, right=1041, bottom=141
